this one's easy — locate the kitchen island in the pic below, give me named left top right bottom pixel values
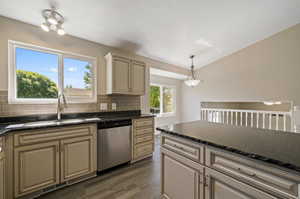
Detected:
left=157, top=120, right=300, bottom=199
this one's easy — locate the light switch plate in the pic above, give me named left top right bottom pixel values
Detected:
left=112, top=103, right=117, bottom=111
left=100, top=103, right=108, bottom=111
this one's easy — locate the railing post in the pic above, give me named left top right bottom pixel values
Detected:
left=276, top=114, right=279, bottom=130
left=262, top=113, right=265, bottom=129
left=256, top=113, right=259, bottom=128
left=251, top=112, right=254, bottom=127
left=240, top=112, right=243, bottom=126
left=269, top=114, right=272, bottom=130
left=283, top=114, right=287, bottom=131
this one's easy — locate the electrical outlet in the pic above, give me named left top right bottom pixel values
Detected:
left=112, top=103, right=117, bottom=111
left=100, top=103, right=108, bottom=111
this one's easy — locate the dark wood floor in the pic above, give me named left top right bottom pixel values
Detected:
left=39, top=136, right=161, bottom=199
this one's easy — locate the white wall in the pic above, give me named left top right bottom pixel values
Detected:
left=150, top=75, right=182, bottom=127
left=181, top=23, right=300, bottom=126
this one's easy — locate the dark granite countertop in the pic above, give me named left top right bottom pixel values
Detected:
left=0, top=111, right=155, bottom=136
left=157, top=120, right=300, bottom=173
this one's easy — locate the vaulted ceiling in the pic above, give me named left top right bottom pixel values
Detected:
left=0, top=0, right=300, bottom=68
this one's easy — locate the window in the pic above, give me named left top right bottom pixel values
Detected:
left=150, top=84, right=176, bottom=116
left=9, top=41, right=97, bottom=103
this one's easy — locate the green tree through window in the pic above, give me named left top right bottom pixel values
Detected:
left=16, top=70, right=58, bottom=98
left=150, top=86, right=160, bottom=114
left=150, top=85, right=175, bottom=114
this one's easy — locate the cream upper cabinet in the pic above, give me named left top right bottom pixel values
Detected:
left=131, top=60, right=145, bottom=95
left=60, top=136, right=95, bottom=182
left=106, top=53, right=146, bottom=95
left=161, top=148, right=204, bottom=199
left=112, top=56, right=131, bottom=93
left=0, top=137, right=4, bottom=199
left=205, top=168, right=278, bottom=199
left=14, top=141, right=60, bottom=197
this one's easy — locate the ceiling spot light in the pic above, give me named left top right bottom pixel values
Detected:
left=41, top=7, right=66, bottom=35
left=57, top=25, right=65, bottom=36
left=40, top=22, right=50, bottom=32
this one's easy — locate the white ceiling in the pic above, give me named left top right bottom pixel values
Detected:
left=0, top=0, right=300, bottom=69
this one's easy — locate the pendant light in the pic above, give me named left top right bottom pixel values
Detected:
left=184, top=55, right=200, bottom=87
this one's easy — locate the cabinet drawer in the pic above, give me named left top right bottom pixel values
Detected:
left=135, top=134, right=153, bottom=144
left=162, top=135, right=204, bottom=164
left=206, top=147, right=300, bottom=199
left=134, top=142, right=153, bottom=159
left=14, top=124, right=96, bottom=146
left=134, top=119, right=153, bottom=128
left=134, top=127, right=153, bottom=136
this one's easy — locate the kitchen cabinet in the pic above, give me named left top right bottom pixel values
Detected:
left=60, top=136, right=95, bottom=182
left=14, top=141, right=60, bottom=197
left=105, top=53, right=146, bottom=95
left=9, top=124, right=97, bottom=198
left=205, top=168, right=278, bottom=199
left=161, top=148, right=204, bottom=199
left=161, top=134, right=300, bottom=199
left=132, top=117, right=154, bottom=162
left=0, top=137, right=4, bottom=199
left=131, top=60, right=145, bottom=95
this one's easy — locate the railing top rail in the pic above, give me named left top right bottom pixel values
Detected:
left=201, top=108, right=291, bottom=115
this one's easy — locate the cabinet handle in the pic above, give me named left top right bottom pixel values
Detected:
left=0, top=146, right=2, bottom=153
left=173, top=144, right=191, bottom=154
left=237, top=167, right=256, bottom=177
left=204, top=176, right=210, bottom=187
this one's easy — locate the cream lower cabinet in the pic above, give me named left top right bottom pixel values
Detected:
left=161, top=148, right=204, bottom=199
left=0, top=156, right=4, bottom=199
left=14, top=141, right=60, bottom=197
left=10, top=124, right=97, bottom=198
left=161, top=134, right=300, bottom=199
left=205, top=168, right=278, bottom=199
left=0, top=137, right=5, bottom=199
left=60, top=136, right=95, bottom=182
left=132, top=118, right=155, bottom=162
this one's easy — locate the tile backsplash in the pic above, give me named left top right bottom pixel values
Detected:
left=0, top=91, right=141, bottom=117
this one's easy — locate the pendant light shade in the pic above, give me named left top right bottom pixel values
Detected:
left=184, top=55, right=200, bottom=87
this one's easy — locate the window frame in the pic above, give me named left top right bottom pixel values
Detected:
left=8, top=40, right=97, bottom=104
left=150, top=83, right=176, bottom=117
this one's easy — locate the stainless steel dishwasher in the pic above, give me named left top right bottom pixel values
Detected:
left=97, top=119, right=132, bottom=171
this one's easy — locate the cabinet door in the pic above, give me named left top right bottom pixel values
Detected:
left=161, top=148, right=204, bottom=199
left=60, top=136, right=95, bottom=182
left=0, top=149, right=4, bottom=199
left=14, top=141, right=60, bottom=197
left=205, top=168, right=279, bottom=199
left=131, top=61, right=145, bottom=95
left=112, top=57, right=131, bottom=93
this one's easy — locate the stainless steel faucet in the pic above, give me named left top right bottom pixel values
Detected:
left=57, top=93, right=67, bottom=120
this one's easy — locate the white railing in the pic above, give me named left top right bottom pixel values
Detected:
left=200, top=108, right=293, bottom=132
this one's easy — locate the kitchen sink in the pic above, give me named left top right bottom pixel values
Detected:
left=24, top=120, right=58, bottom=127
left=5, top=117, right=100, bottom=129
